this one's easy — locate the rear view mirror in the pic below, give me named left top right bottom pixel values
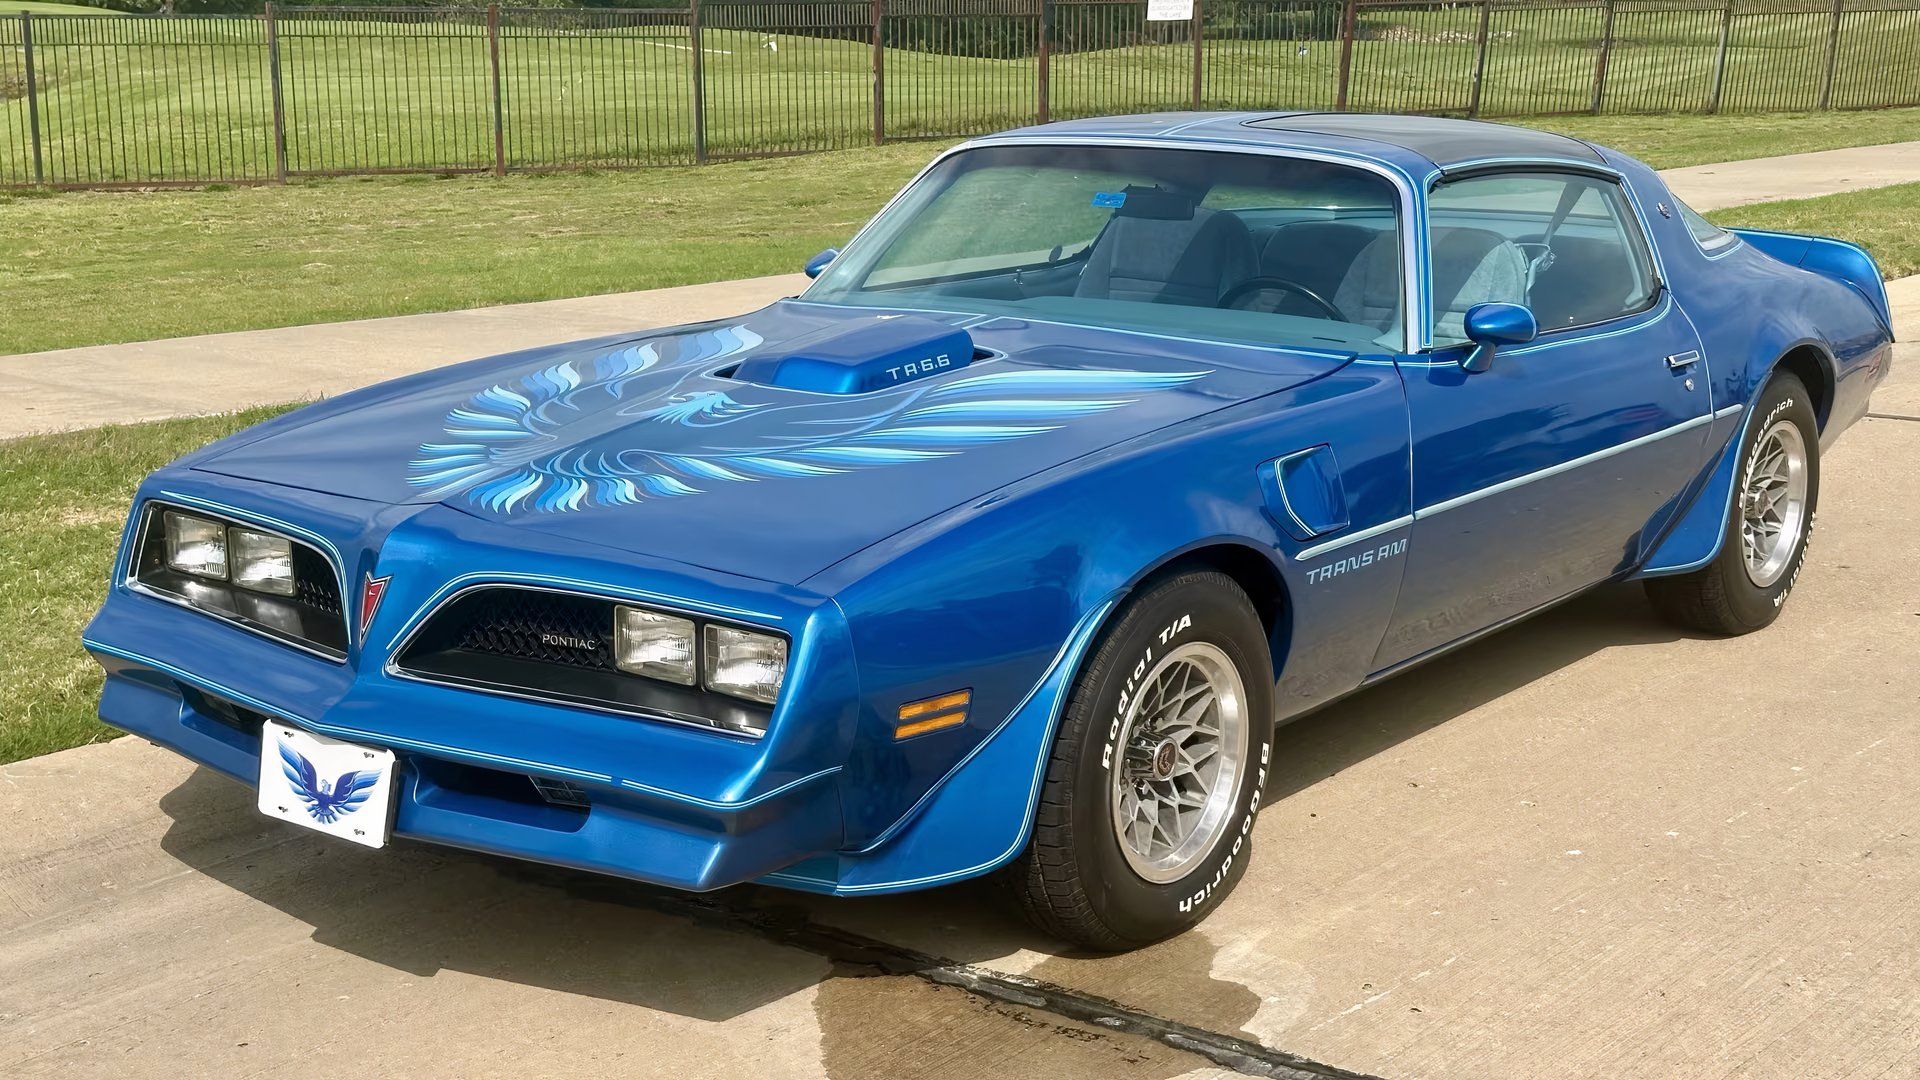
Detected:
left=804, top=248, right=840, bottom=279
left=1460, top=302, right=1538, bottom=373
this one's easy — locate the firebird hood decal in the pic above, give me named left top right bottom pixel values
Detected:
left=196, top=301, right=1348, bottom=583
left=408, top=322, right=1207, bottom=516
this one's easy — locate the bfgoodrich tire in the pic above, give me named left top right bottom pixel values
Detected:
left=1009, top=570, right=1275, bottom=951
left=1646, top=372, right=1820, bottom=636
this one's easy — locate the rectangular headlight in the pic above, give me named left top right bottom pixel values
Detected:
left=164, top=511, right=227, bottom=580
left=230, top=528, right=296, bottom=596
left=703, top=625, right=788, bottom=705
left=614, top=606, right=696, bottom=685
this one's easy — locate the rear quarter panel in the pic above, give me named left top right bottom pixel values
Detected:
left=1603, top=150, right=1892, bottom=575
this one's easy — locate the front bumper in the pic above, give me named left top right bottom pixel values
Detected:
left=91, top=645, right=841, bottom=890
left=84, top=473, right=859, bottom=893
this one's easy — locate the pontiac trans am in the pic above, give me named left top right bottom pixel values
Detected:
left=85, top=114, right=1892, bottom=949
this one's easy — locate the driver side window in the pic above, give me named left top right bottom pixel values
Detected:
left=1428, top=172, right=1658, bottom=345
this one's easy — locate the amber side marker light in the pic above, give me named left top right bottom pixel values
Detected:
left=894, top=689, right=971, bottom=739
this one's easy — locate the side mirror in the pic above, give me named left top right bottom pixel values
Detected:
left=1459, top=302, right=1538, bottom=374
left=803, top=248, right=840, bottom=279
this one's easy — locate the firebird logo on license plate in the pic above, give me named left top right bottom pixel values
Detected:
left=277, top=741, right=379, bottom=825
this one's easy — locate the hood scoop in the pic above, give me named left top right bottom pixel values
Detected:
left=726, top=314, right=978, bottom=394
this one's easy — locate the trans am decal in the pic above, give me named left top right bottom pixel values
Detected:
left=407, top=324, right=1208, bottom=515
left=1305, top=537, right=1408, bottom=585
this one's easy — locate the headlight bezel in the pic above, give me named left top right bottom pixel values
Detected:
left=389, top=584, right=792, bottom=739
left=127, top=501, right=349, bottom=661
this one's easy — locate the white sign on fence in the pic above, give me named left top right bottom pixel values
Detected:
left=1146, top=0, right=1195, bottom=22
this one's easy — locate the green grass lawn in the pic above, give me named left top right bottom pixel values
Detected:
left=4, top=107, right=1919, bottom=356
left=0, top=1, right=106, bottom=13
left=1708, top=180, right=1920, bottom=279
left=0, top=405, right=286, bottom=762
left=3, top=172, right=1914, bottom=766
left=0, top=142, right=937, bottom=354
left=1547, top=110, right=1920, bottom=173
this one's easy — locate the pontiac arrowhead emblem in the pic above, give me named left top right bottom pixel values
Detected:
left=359, top=573, right=392, bottom=640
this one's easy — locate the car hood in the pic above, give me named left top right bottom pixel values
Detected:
left=197, top=300, right=1353, bottom=584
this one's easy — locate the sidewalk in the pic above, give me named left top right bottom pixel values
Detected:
left=1661, top=139, right=1920, bottom=211
left=4, top=139, right=1917, bottom=440
left=0, top=273, right=809, bottom=439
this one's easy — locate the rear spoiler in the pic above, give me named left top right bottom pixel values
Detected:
left=1730, top=228, right=1894, bottom=339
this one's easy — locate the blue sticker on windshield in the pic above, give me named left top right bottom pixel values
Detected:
left=1092, top=191, right=1127, bottom=209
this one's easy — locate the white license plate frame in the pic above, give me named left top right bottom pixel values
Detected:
left=257, top=719, right=397, bottom=849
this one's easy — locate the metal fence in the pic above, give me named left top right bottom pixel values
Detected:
left=5, top=0, right=1920, bottom=187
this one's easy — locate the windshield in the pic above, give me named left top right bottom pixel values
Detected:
left=804, top=144, right=1405, bottom=353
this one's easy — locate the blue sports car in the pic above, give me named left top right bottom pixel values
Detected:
left=85, top=113, right=1892, bottom=949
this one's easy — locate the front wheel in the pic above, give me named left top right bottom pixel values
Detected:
left=1009, top=570, right=1275, bottom=950
left=1646, top=372, right=1820, bottom=635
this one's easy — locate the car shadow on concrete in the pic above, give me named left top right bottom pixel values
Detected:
left=153, top=582, right=1688, bottom=1041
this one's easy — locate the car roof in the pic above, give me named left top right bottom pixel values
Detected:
left=975, top=111, right=1610, bottom=180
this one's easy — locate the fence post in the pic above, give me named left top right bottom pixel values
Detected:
left=20, top=12, right=43, bottom=186
left=1190, top=0, right=1203, bottom=110
left=1036, top=0, right=1051, bottom=124
left=1334, top=0, right=1357, bottom=111
left=1707, top=2, right=1732, bottom=114
left=1589, top=0, right=1615, bottom=114
left=872, top=0, right=885, bottom=144
left=264, top=3, right=288, bottom=183
left=1467, top=0, right=1491, bottom=118
left=689, top=0, right=707, bottom=163
left=1817, top=0, right=1842, bottom=110
left=488, top=5, right=505, bottom=175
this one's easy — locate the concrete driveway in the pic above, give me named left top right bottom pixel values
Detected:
left=5, top=316, right=1918, bottom=1078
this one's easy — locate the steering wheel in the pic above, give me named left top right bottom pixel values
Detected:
left=1220, top=276, right=1345, bottom=322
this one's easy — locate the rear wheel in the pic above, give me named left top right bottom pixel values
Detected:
left=1646, top=373, right=1819, bottom=635
left=1009, top=570, right=1275, bottom=950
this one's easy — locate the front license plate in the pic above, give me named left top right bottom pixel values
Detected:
left=257, top=720, right=397, bottom=849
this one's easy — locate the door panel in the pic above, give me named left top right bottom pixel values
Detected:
left=1374, top=296, right=1712, bottom=670
left=1373, top=168, right=1715, bottom=670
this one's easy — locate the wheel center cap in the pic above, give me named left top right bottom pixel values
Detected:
left=1150, top=739, right=1179, bottom=781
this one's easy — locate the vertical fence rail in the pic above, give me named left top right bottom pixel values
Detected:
left=690, top=0, right=708, bottom=162
left=1708, top=1, right=1733, bottom=113
left=1818, top=0, right=1842, bottom=109
left=1589, top=0, right=1615, bottom=114
left=1333, top=0, right=1354, bottom=107
left=1036, top=0, right=1051, bottom=121
left=1467, top=0, right=1490, bottom=117
left=7, top=0, right=1920, bottom=187
left=20, top=13, right=44, bottom=185
left=1189, top=0, right=1202, bottom=109
left=871, top=0, right=885, bottom=143
left=264, top=3, right=286, bottom=182
left=486, top=4, right=503, bottom=175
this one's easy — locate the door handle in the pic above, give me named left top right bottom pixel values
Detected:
left=1665, top=351, right=1700, bottom=370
